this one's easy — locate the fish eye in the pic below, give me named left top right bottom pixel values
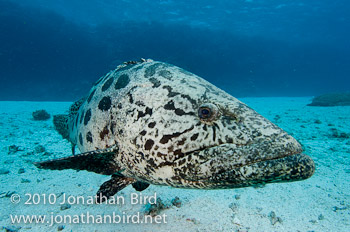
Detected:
left=199, top=107, right=212, bottom=119
left=198, top=103, right=218, bottom=122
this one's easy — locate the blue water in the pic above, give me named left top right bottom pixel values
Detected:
left=1, top=2, right=350, bottom=231
left=0, top=0, right=349, bottom=100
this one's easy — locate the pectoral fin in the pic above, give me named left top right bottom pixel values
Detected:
left=34, top=146, right=120, bottom=175
left=132, top=182, right=150, bottom=191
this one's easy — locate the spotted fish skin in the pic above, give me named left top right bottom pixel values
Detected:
left=36, top=59, right=315, bottom=198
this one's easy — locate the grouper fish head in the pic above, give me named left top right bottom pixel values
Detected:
left=36, top=60, right=315, bottom=200
left=116, top=62, right=315, bottom=189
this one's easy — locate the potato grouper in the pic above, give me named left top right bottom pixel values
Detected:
left=35, top=59, right=315, bottom=203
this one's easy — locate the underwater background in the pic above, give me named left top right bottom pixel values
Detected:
left=1, top=1, right=350, bottom=232
left=0, top=0, right=349, bottom=101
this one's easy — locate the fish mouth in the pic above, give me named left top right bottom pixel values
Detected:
left=175, top=141, right=315, bottom=188
left=208, top=152, right=315, bottom=187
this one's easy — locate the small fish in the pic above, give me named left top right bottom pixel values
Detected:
left=35, top=59, right=315, bottom=202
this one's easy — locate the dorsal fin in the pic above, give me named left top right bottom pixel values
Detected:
left=53, top=114, right=70, bottom=141
left=69, top=97, right=86, bottom=117
left=53, top=97, right=86, bottom=153
left=34, top=146, right=121, bottom=175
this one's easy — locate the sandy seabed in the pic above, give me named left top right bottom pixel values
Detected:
left=0, top=97, right=349, bottom=232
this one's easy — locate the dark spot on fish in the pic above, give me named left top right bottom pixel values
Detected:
left=177, top=138, right=186, bottom=146
left=175, top=108, right=190, bottom=116
left=100, top=126, right=109, bottom=140
left=98, top=96, right=112, bottom=111
left=84, top=109, right=91, bottom=125
left=174, top=149, right=183, bottom=158
left=212, top=126, right=216, bottom=141
left=190, top=133, right=199, bottom=141
left=164, top=100, right=176, bottom=111
left=168, top=145, right=174, bottom=153
left=148, top=122, right=156, bottom=128
left=160, top=134, right=176, bottom=144
left=144, top=63, right=161, bottom=78
left=140, top=130, right=147, bottom=136
left=202, top=124, right=208, bottom=131
left=87, top=89, right=96, bottom=103
left=86, top=131, right=93, bottom=143
left=162, top=85, right=179, bottom=97
left=117, top=103, right=123, bottom=109
left=149, top=77, right=161, bottom=88
left=181, top=94, right=197, bottom=106
left=178, top=158, right=186, bottom=166
left=145, top=139, right=154, bottom=150
left=132, top=138, right=137, bottom=145
left=79, top=133, right=83, bottom=145
left=164, top=100, right=191, bottom=116
left=160, top=126, right=194, bottom=144
left=187, top=155, right=192, bottom=162
left=110, top=122, right=116, bottom=134
left=166, top=179, right=173, bottom=185
left=157, top=152, right=166, bottom=158
left=101, top=77, right=114, bottom=92
left=128, top=93, right=134, bottom=104
left=135, top=101, right=145, bottom=107
left=158, top=70, right=172, bottom=79
left=147, top=157, right=157, bottom=168
left=226, top=136, right=233, bottom=143
left=290, top=168, right=298, bottom=176
left=115, top=74, right=130, bottom=90
left=213, top=122, right=220, bottom=129
left=137, top=107, right=153, bottom=120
